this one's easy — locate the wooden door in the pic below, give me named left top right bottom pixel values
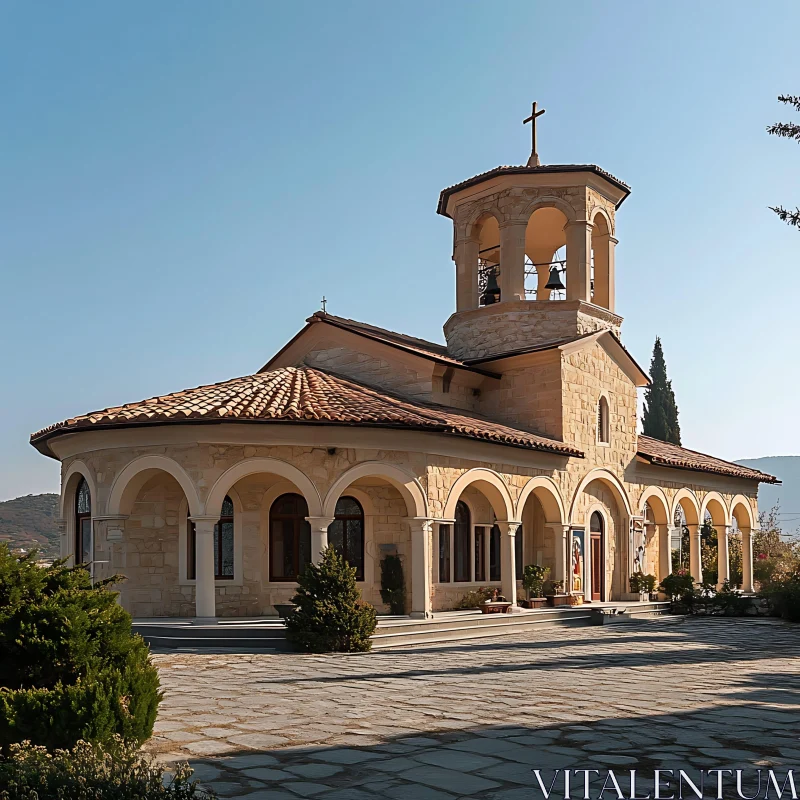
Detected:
left=590, top=533, right=603, bottom=601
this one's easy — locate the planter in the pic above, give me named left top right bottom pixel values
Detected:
left=481, top=601, right=512, bottom=614
left=546, top=594, right=570, bottom=607
left=274, top=603, right=296, bottom=621
left=520, top=597, right=547, bottom=609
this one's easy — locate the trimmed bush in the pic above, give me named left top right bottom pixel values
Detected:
left=659, top=569, right=694, bottom=602
left=454, top=587, right=493, bottom=610
left=522, top=564, right=549, bottom=599
left=379, top=554, right=406, bottom=615
left=761, top=573, right=800, bottom=621
left=0, top=737, right=213, bottom=799
left=0, top=545, right=160, bottom=750
left=286, top=546, right=377, bottom=653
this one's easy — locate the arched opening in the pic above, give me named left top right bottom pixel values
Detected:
left=640, top=489, right=670, bottom=581
left=597, top=396, right=610, bottom=444
left=269, top=493, right=312, bottom=582
left=701, top=495, right=728, bottom=588
left=731, top=497, right=755, bottom=592
left=673, top=491, right=702, bottom=582
left=525, top=206, right=568, bottom=301
left=329, top=496, right=365, bottom=581
left=591, top=211, right=614, bottom=310
left=187, top=495, right=234, bottom=581
left=75, top=477, right=92, bottom=566
left=473, top=213, right=501, bottom=307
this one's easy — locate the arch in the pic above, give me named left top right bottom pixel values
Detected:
left=700, top=492, right=730, bottom=526
left=207, top=457, right=322, bottom=518
left=730, top=495, right=755, bottom=530
left=590, top=206, right=613, bottom=237
left=108, top=454, right=202, bottom=517
left=638, top=485, right=670, bottom=524
left=465, top=207, right=504, bottom=241
left=323, top=461, right=427, bottom=519
left=568, top=468, right=632, bottom=524
left=442, top=468, right=515, bottom=522
left=515, top=476, right=566, bottom=523
left=671, top=488, right=701, bottom=527
left=60, top=460, right=98, bottom=520
left=518, top=195, right=579, bottom=225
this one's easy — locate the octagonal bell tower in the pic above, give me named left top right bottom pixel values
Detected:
left=437, top=117, right=630, bottom=362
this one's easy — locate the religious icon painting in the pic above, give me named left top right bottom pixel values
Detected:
left=629, top=516, right=646, bottom=574
left=571, top=528, right=585, bottom=595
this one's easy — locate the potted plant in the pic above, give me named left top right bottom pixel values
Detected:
left=629, top=572, right=644, bottom=598
left=546, top=579, right=569, bottom=607
left=641, top=573, right=658, bottom=601
left=521, top=564, right=550, bottom=608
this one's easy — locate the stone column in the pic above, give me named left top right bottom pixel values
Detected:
left=407, top=518, right=433, bottom=618
left=548, top=524, right=569, bottom=590
left=592, top=233, right=617, bottom=311
left=689, top=525, right=703, bottom=585
left=454, top=239, right=480, bottom=311
left=565, top=221, right=593, bottom=302
left=190, top=517, right=217, bottom=620
left=498, top=221, right=527, bottom=302
left=742, top=528, right=754, bottom=593
left=659, top=525, right=672, bottom=582
left=716, top=525, right=730, bottom=590
left=306, top=517, right=335, bottom=566
left=55, top=517, right=68, bottom=561
left=497, top=521, right=521, bottom=605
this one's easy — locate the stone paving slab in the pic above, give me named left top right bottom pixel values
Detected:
left=150, top=619, right=800, bottom=798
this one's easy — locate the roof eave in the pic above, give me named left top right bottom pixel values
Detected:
left=636, top=452, right=780, bottom=485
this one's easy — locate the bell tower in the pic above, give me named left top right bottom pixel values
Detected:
left=437, top=107, right=630, bottom=362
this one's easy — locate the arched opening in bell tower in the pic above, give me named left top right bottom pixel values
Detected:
left=524, top=206, right=568, bottom=301
left=590, top=210, right=615, bottom=311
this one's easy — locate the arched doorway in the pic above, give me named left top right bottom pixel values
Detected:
left=589, top=511, right=604, bottom=601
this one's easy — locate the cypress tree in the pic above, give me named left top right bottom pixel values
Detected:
left=642, top=337, right=681, bottom=445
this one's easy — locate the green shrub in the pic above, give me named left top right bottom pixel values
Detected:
left=379, top=555, right=406, bottom=615
left=522, top=564, right=550, bottom=599
left=454, top=587, right=493, bottom=610
left=710, top=581, right=752, bottom=616
left=659, top=569, right=694, bottom=602
left=629, top=573, right=643, bottom=593
left=0, top=737, right=213, bottom=799
left=760, top=573, right=800, bottom=622
left=0, top=545, right=160, bottom=750
left=286, top=546, right=377, bottom=652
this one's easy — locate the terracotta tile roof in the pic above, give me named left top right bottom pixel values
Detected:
left=262, top=312, right=499, bottom=378
left=30, top=366, right=582, bottom=458
left=637, top=435, right=779, bottom=484
left=437, top=164, right=631, bottom=216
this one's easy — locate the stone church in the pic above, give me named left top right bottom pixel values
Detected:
left=31, top=117, right=777, bottom=620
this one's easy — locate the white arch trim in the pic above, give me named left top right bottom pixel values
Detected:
left=637, top=485, right=670, bottom=523
left=206, top=457, right=322, bottom=518
left=519, top=194, right=579, bottom=225
left=730, top=495, right=756, bottom=529
left=323, top=461, right=427, bottom=519
left=568, top=468, right=632, bottom=524
left=60, top=460, right=98, bottom=519
left=514, top=476, right=566, bottom=523
left=671, top=488, right=701, bottom=526
left=700, top=492, right=730, bottom=526
left=107, top=455, right=202, bottom=517
left=442, top=468, right=515, bottom=522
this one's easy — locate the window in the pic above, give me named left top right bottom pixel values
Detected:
left=590, top=511, right=603, bottom=534
left=270, top=493, right=312, bottom=581
left=438, top=524, right=451, bottom=583
left=597, top=396, right=610, bottom=444
left=489, top=524, right=501, bottom=582
left=75, top=477, right=92, bottom=566
left=187, top=495, right=235, bottom=580
left=454, top=501, right=471, bottom=582
left=474, top=526, right=486, bottom=582
left=329, top=496, right=364, bottom=581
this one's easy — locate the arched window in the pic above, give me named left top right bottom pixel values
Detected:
left=187, top=495, right=235, bottom=580
left=270, top=493, right=311, bottom=582
left=590, top=511, right=603, bottom=534
left=454, top=501, right=471, bottom=582
left=75, top=477, right=92, bottom=566
left=597, top=396, right=610, bottom=444
left=329, top=496, right=364, bottom=581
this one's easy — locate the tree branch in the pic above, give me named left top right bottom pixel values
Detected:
left=778, top=94, right=800, bottom=111
left=767, top=121, right=800, bottom=140
left=770, top=206, right=800, bottom=229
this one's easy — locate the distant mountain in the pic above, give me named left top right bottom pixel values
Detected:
left=0, top=493, right=60, bottom=558
left=735, top=456, right=800, bottom=532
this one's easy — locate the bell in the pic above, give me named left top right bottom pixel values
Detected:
left=545, top=265, right=566, bottom=291
left=480, top=267, right=501, bottom=306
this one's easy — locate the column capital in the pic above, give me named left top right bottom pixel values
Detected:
left=495, top=521, right=522, bottom=536
left=403, top=517, right=434, bottom=534
left=189, top=516, right=218, bottom=534
left=564, top=219, right=593, bottom=230
left=305, top=516, right=335, bottom=530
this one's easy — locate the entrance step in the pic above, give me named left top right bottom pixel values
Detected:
left=134, top=602, right=674, bottom=651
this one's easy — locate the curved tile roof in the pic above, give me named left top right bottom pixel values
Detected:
left=30, top=366, right=582, bottom=459
left=637, top=435, right=779, bottom=484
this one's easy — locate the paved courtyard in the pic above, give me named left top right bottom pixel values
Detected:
left=149, top=618, right=800, bottom=799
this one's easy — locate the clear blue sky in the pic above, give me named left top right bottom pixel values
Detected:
left=2, top=1, right=799, bottom=501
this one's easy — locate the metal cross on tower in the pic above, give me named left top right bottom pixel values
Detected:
left=522, top=101, right=546, bottom=167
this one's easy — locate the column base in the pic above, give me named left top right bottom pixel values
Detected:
left=409, top=611, right=433, bottom=619
left=191, top=617, right=219, bottom=625
left=507, top=605, right=524, bottom=614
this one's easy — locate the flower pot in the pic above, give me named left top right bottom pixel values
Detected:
left=521, top=598, right=547, bottom=609
left=547, top=594, right=570, bottom=607
left=274, top=603, right=296, bottom=621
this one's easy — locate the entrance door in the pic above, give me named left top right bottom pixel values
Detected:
left=590, top=511, right=604, bottom=601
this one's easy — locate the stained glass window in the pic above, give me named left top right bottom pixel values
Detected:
left=330, top=496, right=364, bottom=581
left=75, top=477, right=91, bottom=566
left=187, top=495, right=235, bottom=580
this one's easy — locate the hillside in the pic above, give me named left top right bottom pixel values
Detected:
left=0, top=493, right=60, bottom=558
left=735, top=456, right=800, bottom=532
